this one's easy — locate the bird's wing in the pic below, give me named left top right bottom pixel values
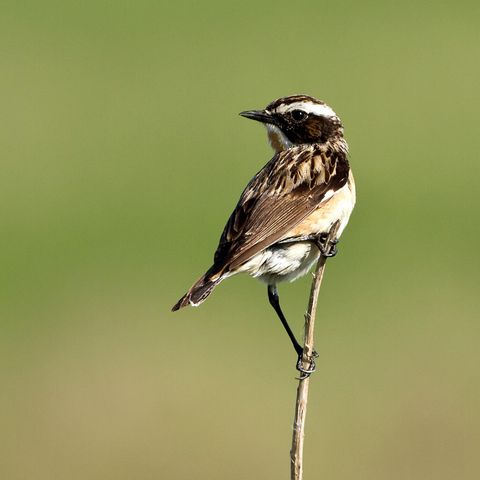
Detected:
left=212, top=143, right=350, bottom=273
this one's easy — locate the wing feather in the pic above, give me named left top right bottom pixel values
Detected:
left=213, top=143, right=349, bottom=273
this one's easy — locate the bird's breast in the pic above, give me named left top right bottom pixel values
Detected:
left=284, top=170, right=356, bottom=239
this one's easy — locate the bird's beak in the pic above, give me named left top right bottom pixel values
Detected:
left=239, top=109, right=274, bottom=125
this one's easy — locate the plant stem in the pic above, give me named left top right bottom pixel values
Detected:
left=290, top=221, right=340, bottom=480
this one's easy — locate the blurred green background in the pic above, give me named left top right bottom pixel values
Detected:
left=1, top=1, right=479, bottom=479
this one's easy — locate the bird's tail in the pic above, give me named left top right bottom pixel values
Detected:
left=171, top=267, right=223, bottom=311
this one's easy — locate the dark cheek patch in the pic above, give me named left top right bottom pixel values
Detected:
left=305, top=118, right=322, bottom=142
left=285, top=117, right=321, bottom=144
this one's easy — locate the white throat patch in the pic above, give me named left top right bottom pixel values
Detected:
left=266, top=124, right=292, bottom=152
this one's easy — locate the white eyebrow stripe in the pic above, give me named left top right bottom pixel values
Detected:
left=275, top=101, right=337, bottom=118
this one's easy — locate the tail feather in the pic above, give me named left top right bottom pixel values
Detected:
left=171, top=270, right=222, bottom=311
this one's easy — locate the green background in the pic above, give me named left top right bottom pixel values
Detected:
left=1, top=1, right=479, bottom=479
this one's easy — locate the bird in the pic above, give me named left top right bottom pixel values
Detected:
left=172, top=94, right=355, bottom=373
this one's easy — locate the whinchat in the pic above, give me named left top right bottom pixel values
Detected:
left=172, top=94, right=356, bottom=374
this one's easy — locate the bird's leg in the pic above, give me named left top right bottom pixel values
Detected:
left=268, top=285, right=302, bottom=355
left=314, top=232, right=339, bottom=257
left=267, top=285, right=317, bottom=376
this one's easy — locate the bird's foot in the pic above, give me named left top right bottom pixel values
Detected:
left=316, top=233, right=338, bottom=258
left=296, top=350, right=319, bottom=380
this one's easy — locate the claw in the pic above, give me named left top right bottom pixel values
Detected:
left=322, top=243, right=337, bottom=257
left=296, top=353, right=317, bottom=379
left=315, top=234, right=338, bottom=257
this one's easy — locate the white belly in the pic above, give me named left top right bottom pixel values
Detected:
left=238, top=241, right=320, bottom=284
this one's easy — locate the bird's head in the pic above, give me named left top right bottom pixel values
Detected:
left=240, top=94, right=343, bottom=152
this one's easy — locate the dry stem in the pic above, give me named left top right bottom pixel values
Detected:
left=290, top=221, right=340, bottom=480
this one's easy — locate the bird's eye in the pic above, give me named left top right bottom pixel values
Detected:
left=291, top=110, right=307, bottom=122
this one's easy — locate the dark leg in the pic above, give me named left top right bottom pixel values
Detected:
left=268, top=284, right=303, bottom=356
left=267, top=285, right=318, bottom=376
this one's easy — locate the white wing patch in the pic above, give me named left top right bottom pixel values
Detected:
left=321, top=189, right=335, bottom=202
